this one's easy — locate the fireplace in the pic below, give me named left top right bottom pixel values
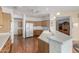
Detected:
left=56, top=16, right=70, bottom=35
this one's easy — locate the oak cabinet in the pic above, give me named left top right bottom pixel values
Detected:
left=0, top=12, right=11, bottom=33
left=33, top=30, right=43, bottom=36
left=0, top=12, right=3, bottom=26
left=27, top=21, right=49, bottom=26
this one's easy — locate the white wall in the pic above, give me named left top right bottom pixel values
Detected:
left=14, top=20, right=18, bottom=35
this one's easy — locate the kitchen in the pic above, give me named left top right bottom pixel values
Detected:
left=0, top=6, right=79, bottom=53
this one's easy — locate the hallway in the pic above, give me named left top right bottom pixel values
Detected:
left=11, top=36, right=49, bottom=53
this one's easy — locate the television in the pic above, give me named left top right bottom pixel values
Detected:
left=56, top=16, right=70, bottom=35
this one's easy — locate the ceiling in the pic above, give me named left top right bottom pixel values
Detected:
left=5, top=6, right=79, bottom=18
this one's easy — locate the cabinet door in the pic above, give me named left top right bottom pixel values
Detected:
left=0, top=12, right=3, bottom=25
left=2, top=13, right=11, bottom=32
left=0, top=12, right=11, bottom=33
left=0, top=13, right=11, bottom=33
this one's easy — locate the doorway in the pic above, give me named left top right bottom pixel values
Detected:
left=14, top=18, right=23, bottom=36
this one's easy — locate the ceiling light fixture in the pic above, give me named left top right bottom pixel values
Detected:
left=56, top=12, right=60, bottom=15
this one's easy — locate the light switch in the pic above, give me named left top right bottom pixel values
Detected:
left=0, top=25, right=2, bottom=28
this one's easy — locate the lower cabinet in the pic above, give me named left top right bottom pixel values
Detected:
left=33, top=30, right=43, bottom=36
left=0, top=39, right=12, bottom=53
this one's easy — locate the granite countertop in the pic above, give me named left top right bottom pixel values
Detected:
left=38, top=30, right=53, bottom=43
left=48, top=36, right=63, bottom=44
left=0, top=33, right=10, bottom=51
left=48, top=31, right=71, bottom=44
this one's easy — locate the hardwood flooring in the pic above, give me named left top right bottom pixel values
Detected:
left=11, top=35, right=49, bottom=53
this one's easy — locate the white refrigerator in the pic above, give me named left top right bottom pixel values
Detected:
left=25, top=23, right=33, bottom=37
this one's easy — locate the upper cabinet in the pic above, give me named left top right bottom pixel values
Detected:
left=0, top=12, right=11, bottom=33
left=26, top=21, right=49, bottom=26
left=0, top=11, right=3, bottom=26
left=0, top=7, right=3, bottom=26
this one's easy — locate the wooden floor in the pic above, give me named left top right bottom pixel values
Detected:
left=11, top=35, right=49, bottom=53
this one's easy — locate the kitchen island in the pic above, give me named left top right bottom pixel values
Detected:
left=48, top=31, right=72, bottom=53
left=39, top=31, right=72, bottom=53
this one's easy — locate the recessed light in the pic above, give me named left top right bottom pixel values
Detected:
left=56, top=12, right=60, bottom=15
